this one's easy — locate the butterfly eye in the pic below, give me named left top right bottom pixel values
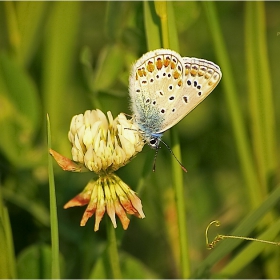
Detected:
left=149, top=137, right=160, bottom=149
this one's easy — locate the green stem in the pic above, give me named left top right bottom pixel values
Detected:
left=3, top=207, right=17, bottom=278
left=245, top=2, right=266, bottom=193
left=154, top=1, right=169, bottom=48
left=245, top=2, right=277, bottom=185
left=106, top=218, right=122, bottom=279
left=0, top=187, right=17, bottom=278
left=255, top=2, right=277, bottom=177
left=144, top=1, right=162, bottom=50
left=170, top=130, right=190, bottom=278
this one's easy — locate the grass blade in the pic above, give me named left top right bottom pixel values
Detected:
left=202, top=1, right=262, bottom=209
left=47, top=114, right=61, bottom=279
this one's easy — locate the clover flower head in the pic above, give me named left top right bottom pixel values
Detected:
left=68, top=109, right=144, bottom=174
left=50, top=109, right=145, bottom=231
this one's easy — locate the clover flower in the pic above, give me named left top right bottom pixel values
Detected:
left=50, top=109, right=145, bottom=231
left=68, top=109, right=144, bottom=174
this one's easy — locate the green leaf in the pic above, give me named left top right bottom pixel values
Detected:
left=0, top=51, right=41, bottom=166
left=92, top=44, right=124, bottom=93
left=121, top=252, right=158, bottom=279
left=42, top=2, right=81, bottom=153
left=1, top=187, right=50, bottom=227
left=105, top=2, right=131, bottom=42
left=173, top=2, right=200, bottom=34
left=17, top=244, right=64, bottom=279
left=88, top=250, right=158, bottom=279
left=15, top=2, right=49, bottom=67
left=88, top=251, right=110, bottom=279
left=0, top=51, right=40, bottom=129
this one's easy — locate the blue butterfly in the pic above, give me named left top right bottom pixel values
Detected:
left=129, top=49, right=222, bottom=171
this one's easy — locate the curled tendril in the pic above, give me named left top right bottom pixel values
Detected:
left=205, top=220, right=280, bottom=250
left=205, top=220, right=224, bottom=249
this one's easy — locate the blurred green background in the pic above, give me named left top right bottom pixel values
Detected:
left=1, top=1, right=280, bottom=278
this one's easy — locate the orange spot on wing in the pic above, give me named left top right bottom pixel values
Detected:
left=198, top=70, right=205, bottom=76
left=156, top=58, right=163, bottom=70
left=190, top=65, right=199, bottom=76
left=173, top=70, right=180, bottom=79
left=164, top=58, right=171, bottom=67
left=185, top=65, right=190, bottom=75
left=137, top=68, right=146, bottom=77
left=147, top=61, right=155, bottom=72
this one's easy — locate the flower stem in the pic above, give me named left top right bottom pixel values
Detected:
left=170, top=129, right=190, bottom=278
left=106, top=217, right=122, bottom=279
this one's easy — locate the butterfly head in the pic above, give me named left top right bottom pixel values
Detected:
left=146, top=133, right=162, bottom=149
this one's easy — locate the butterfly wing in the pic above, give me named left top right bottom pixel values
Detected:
left=158, top=56, right=222, bottom=133
left=129, top=49, right=222, bottom=135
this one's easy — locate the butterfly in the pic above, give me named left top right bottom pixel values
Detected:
left=129, top=49, right=222, bottom=170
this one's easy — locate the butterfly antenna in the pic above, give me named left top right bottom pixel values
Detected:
left=153, top=146, right=159, bottom=172
left=159, top=139, right=187, bottom=173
